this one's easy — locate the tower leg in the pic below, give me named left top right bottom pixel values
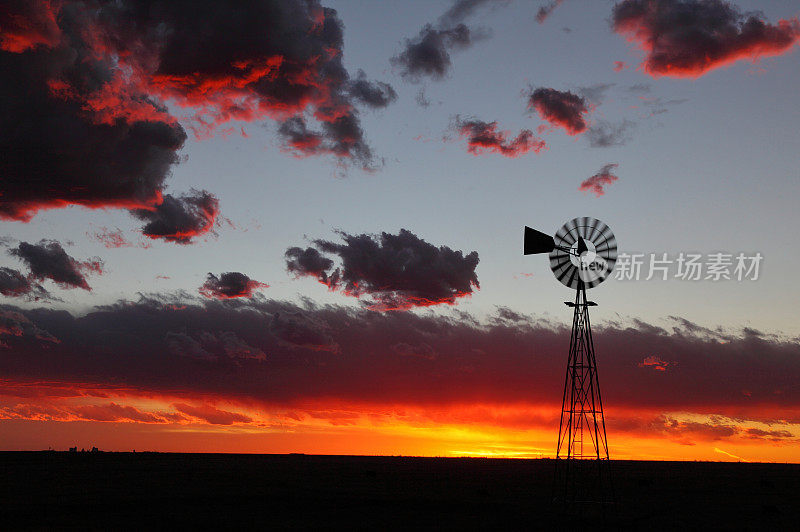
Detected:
left=552, top=282, right=613, bottom=508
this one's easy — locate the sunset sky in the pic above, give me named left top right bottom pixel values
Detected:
left=1, top=0, right=800, bottom=463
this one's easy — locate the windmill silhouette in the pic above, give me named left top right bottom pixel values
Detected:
left=524, top=217, right=617, bottom=508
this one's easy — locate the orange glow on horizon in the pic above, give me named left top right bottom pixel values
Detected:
left=0, top=381, right=798, bottom=463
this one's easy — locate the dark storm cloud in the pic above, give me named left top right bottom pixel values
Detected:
left=130, top=190, right=219, bottom=245
left=86, top=0, right=386, bottom=166
left=535, top=0, right=564, bottom=24
left=612, top=0, right=800, bottom=78
left=199, top=272, right=268, bottom=299
left=587, top=120, right=635, bottom=148
left=453, top=116, right=545, bottom=157
left=391, top=0, right=504, bottom=82
left=347, top=70, right=398, bottom=109
left=0, top=298, right=799, bottom=420
left=286, top=229, right=480, bottom=310
left=0, top=0, right=391, bottom=221
left=579, top=163, right=619, bottom=197
left=9, top=241, right=102, bottom=291
left=527, top=87, right=590, bottom=135
left=0, top=1, right=187, bottom=222
left=0, top=0, right=61, bottom=53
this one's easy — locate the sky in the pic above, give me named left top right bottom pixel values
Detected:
left=1, top=0, right=800, bottom=462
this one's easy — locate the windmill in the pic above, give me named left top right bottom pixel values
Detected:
left=524, top=217, right=617, bottom=507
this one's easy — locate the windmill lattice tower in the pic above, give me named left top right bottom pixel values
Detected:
left=524, top=217, right=617, bottom=507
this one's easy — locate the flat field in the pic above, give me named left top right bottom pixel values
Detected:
left=0, top=452, right=797, bottom=530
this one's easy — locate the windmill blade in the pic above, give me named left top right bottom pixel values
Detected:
left=548, top=217, right=618, bottom=289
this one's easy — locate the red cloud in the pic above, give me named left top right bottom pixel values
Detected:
left=613, top=0, right=800, bottom=78
left=173, top=403, right=252, bottom=425
left=0, top=0, right=388, bottom=222
left=131, top=190, right=219, bottom=245
left=0, top=0, right=61, bottom=53
left=1, top=300, right=800, bottom=437
left=454, top=117, right=546, bottom=158
left=69, top=1, right=378, bottom=165
left=527, top=87, right=590, bottom=135
left=613, top=60, right=628, bottom=72
left=579, top=163, right=619, bottom=197
left=639, top=355, right=670, bottom=371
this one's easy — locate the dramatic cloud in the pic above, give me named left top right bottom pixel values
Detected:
left=0, top=0, right=61, bottom=53
left=527, top=87, right=590, bottom=135
left=9, top=240, right=103, bottom=291
left=200, top=272, right=269, bottom=299
left=579, top=163, right=619, bottom=197
left=130, top=190, right=220, bottom=245
left=612, top=0, right=800, bottom=78
left=391, top=0, right=503, bottom=82
left=81, top=0, right=386, bottom=166
left=0, top=297, right=799, bottom=425
left=536, top=0, right=564, bottom=24
left=587, top=120, right=635, bottom=148
left=0, top=1, right=392, bottom=222
left=0, top=0, right=188, bottom=222
left=286, top=229, right=480, bottom=310
left=453, top=117, right=546, bottom=157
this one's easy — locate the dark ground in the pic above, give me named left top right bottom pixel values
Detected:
left=0, top=452, right=798, bottom=530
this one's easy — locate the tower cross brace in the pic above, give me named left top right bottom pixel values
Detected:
left=553, top=280, right=613, bottom=505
